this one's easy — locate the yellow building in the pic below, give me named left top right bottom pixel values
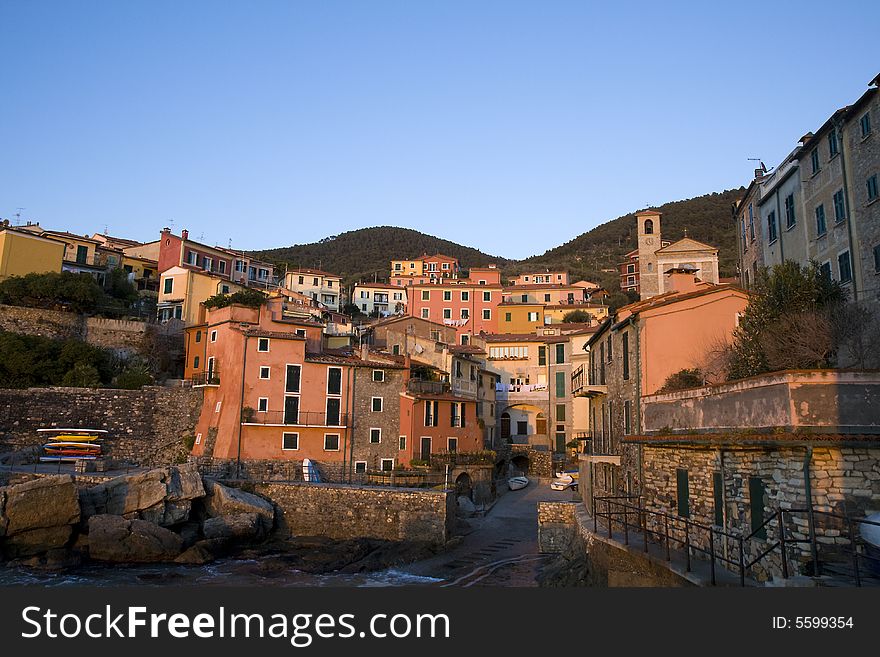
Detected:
left=390, top=259, right=424, bottom=278
left=121, top=254, right=159, bottom=292
left=158, top=265, right=245, bottom=324
left=498, top=303, right=546, bottom=332
left=0, top=226, right=65, bottom=281
left=543, top=303, right=609, bottom=325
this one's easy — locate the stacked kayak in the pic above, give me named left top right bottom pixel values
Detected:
left=38, top=428, right=106, bottom=462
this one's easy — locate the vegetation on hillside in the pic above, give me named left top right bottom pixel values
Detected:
left=203, top=288, right=267, bottom=310
left=257, top=226, right=510, bottom=288
left=0, top=271, right=143, bottom=316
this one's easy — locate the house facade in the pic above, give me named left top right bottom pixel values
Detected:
left=0, top=225, right=65, bottom=281
left=352, top=283, right=407, bottom=316
left=283, top=268, right=342, bottom=311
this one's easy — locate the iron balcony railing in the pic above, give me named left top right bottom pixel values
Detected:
left=191, top=371, right=220, bottom=386
left=407, top=379, right=450, bottom=395
left=240, top=410, right=349, bottom=427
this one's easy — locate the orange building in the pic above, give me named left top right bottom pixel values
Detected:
left=390, top=253, right=461, bottom=286
left=399, top=382, right=485, bottom=462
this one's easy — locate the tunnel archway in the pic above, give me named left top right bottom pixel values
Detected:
left=511, top=454, right=530, bottom=476
left=455, top=472, right=473, bottom=499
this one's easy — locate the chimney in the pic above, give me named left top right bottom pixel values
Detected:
left=162, top=227, right=171, bottom=234
left=181, top=229, right=189, bottom=240
left=664, top=266, right=700, bottom=294
left=360, top=342, right=370, bottom=362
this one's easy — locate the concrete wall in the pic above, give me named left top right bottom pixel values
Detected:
left=0, top=303, right=153, bottom=355
left=254, top=481, right=453, bottom=545
left=0, top=386, right=203, bottom=466
left=642, top=370, right=880, bottom=435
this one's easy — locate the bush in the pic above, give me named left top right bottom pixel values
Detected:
left=658, top=368, right=704, bottom=393
left=113, top=363, right=153, bottom=389
left=0, top=271, right=105, bottom=313
left=0, top=331, right=116, bottom=388
left=60, top=363, right=102, bottom=387
left=562, top=309, right=592, bottom=323
left=203, top=288, right=267, bottom=310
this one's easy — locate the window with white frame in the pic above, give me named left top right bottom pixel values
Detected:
left=461, top=291, right=469, bottom=301
left=447, top=437, right=458, bottom=452
left=483, top=291, right=491, bottom=302
left=210, top=330, right=217, bottom=342
left=372, top=370, right=385, bottom=382
left=282, top=433, right=299, bottom=450
left=257, top=337, right=269, bottom=352
left=399, top=435, right=407, bottom=450
left=355, top=461, right=367, bottom=473
left=371, top=397, right=383, bottom=412
left=380, top=458, right=394, bottom=471
left=483, top=309, right=491, bottom=320
left=370, top=428, right=381, bottom=444
left=195, top=433, right=202, bottom=445
left=257, top=397, right=268, bottom=412
left=324, top=434, right=340, bottom=451
left=421, top=308, right=429, bottom=319
left=259, top=366, right=270, bottom=379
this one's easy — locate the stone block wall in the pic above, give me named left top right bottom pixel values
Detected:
left=0, top=386, right=203, bottom=466
left=537, top=501, right=578, bottom=553
left=351, top=368, right=405, bottom=469
left=254, top=481, right=453, bottom=545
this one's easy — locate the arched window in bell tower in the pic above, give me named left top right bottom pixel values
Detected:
left=644, top=219, right=654, bottom=235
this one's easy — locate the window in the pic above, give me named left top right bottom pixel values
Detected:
left=371, top=397, right=383, bottom=412
left=210, top=330, right=217, bottom=342
left=443, top=308, right=452, bottom=319
left=504, top=312, right=511, bottom=322
left=163, top=278, right=173, bottom=294
left=520, top=294, right=528, bottom=303
left=370, top=428, right=381, bottom=444
left=203, top=256, right=212, bottom=271
left=838, top=251, right=853, bottom=283
left=327, top=367, right=342, bottom=395
left=810, top=148, right=820, bottom=174
left=298, top=275, right=304, bottom=285
left=622, top=332, right=629, bottom=380
left=833, top=189, right=846, bottom=222
left=828, top=130, right=839, bottom=157
left=815, top=204, right=827, bottom=236
left=285, top=365, right=301, bottom=393
left=257, top=337, right=269, bottom=352
left=555, top=342, right=565, bottom=364
left=283, top=396, right=299, bottom=424
left=313, top=277, right=318, bottom=286
left=644, top=218, right=653, bottom=234
left=555, top=371, right=565, bottom=397
left=219, top=260, right=226, bottom=274
left=195, top=331, right=201, bottom=343
left=461, top=291, right=469, bottom=301
left=443, top=290, right=451, bottom=301
left=860, top=112, right=872, bottom=138
left=355, top=461, right=367, bottom=473
left=259, top=366, right=270, bottom=380
left=195, top=433, right=202, bottom=445
left=424, top=400, right=438, bottom=427
left=324, top=434, right=340, bottom=451
left=749, top=476, right=766, bottom=538
left=538, top=345, right=546, bottom=366
left=544, top=293, right=551, bottom=303
left=868, top=175, right=878, bottom=202
left=820, top=261, right=832, bottom=280
left=483, top=291, right=491, bottom=302
left=258, top=397, right=268, bottom=412
left=713, top=472, right=724, bottom=527
left=442, top=262, right=449, bottom=270
left=447, top=437, right=458, bottom=452
left=624, top=400, right=631, bottom=435
left=748, top=204, right=755, bottom=241
left=676, top=469, right=689, bottom=518
left=482, top=309, right=491, bottom=320
left=380, top=459, right=394, bottom=472
left=460, top=309, right=469, bottom=319
left=295, top=329, right=306, bottom=338
left=527, top=311, right=538, bottom=322
left=392, top=344, right=400, bottom=355
left=556, top=404, right=566, bottom=422
left=421, top=308, right=429, bottom=319
left=399, top=435, right=406, bottom=450
left=421, top=290, right=430, bottom=301
left=187, top=251, right=197, bottom=265
left=220, top=285, right=230, bottom=294
left=372, top=370, right=384, bottom=382
left=767, top=210, right=776, bottom=243
left=282, top=433, right=298, bottom=450
left=193, top=356, right=200, bottom=369
left=784, top=193, right=796, bottom=228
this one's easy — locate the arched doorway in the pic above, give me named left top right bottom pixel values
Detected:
left=455, top=472, right=472, bottom=499
left=511, top=454, right=530, bottom=476
left=500, top=412, right=511, bottom=440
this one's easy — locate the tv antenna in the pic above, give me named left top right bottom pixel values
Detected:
left=747, top=158, right=768, bottom=173
left=15, top=208, right=25, bottom=224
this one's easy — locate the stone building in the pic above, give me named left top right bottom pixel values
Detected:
left=345, top=359, right=406, bottom=475
left=733, top=167, right=769, bottom=288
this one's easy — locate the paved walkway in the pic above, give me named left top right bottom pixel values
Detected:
left=403, top=479, right=580, bottom=586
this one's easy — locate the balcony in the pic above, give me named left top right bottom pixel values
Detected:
left=494, top=382, right=548, bottom=402
left=407, top=379, right=450, bottom=396
left=452, top=378, right=477, bottom=397
left=571, top=365, right=607, bottom=397
left=192, top=371, right=220, bottom=387
left=575, top=432, right=621, bottom=465
left=241, top=410, right=349, bottom=427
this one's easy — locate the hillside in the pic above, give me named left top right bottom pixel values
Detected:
left=517, top=189, right=744, bottom=290
left=256, top=189, right=744, bottom=293
left=258, top=226, right=510, bottom=286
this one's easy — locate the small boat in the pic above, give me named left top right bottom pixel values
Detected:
left=38, top=428, right=107, bottom=443
left=303, top=458, right=321, bottom=483
left=861, top=512, right=880, bottom=548
left=508, top=476, right=529, bottom=491
left=551, top=473, right=578, bottom=491
left=42, top=442, right=102, bottom=457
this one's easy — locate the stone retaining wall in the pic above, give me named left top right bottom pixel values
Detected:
left=0, top=386, right=202, bottom=466
left=537, top=501, right=578, bottom=553
left=254, top=481, right=454, bottom=545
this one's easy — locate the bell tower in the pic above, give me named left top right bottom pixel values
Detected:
left=636, top=210, right=662, bottom=299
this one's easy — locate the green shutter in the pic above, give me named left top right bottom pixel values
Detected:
left=555, top=343, right=565, bottom=364
left=538, top=345, right=546, bottom=366
left=749, top=476, right=766, bottom=538
left=713, top=472, right=723, bottom=527
left=555, top=371, right=565, bottom=397
left=676, top=468, right=689, bottom=518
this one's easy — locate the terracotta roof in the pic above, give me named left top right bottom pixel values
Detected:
left=240, top=329, right=306, bottom=340
left=449, top=345, right=486, bottom=355
left=43, top=230, right=102, bottom=244
left=654, top=237, right=718, bottom=254
left=286, top=267, right=341, bottom=278
left=620, top=282, right=745, bottom=316
left=483, top=332, right=567, bottom=344
left=502, top=284, right=582, bottom=291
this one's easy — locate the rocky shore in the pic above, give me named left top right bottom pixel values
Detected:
left=0, top=466, right=445, bottom=575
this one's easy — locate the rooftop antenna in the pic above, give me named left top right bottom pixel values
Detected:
left=199, top=232, right=204, bottom=242
left=104, top=224, right=109, bottom=235
left=747, top=157, right=768, bottom=174
left=15, top=208, right=25, bottom=224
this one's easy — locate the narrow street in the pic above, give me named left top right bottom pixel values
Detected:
left=402, top=479, right=580, bottom=586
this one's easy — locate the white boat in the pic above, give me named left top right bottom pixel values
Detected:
left=861, top=512, right=880, bottom=548
left=508, top=476, right=529, bottom=491
left=551, top=473, right=578, bottom=491
left=302, top=458, right=321, bottom=483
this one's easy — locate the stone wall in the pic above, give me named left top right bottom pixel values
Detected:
left=537, top=501, right=578, bottom=553
left=0, top=304, right=151, bottom=355
left=351, top=367, right=405, bottom=469
left=638, top=442, right=880, bottom=580
left=0, top=386, right=203, bottom=466
left=254, top=481, right=453, bottom=545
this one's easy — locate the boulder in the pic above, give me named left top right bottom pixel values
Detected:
left=203, top=513, right=263, bottom=541
left=80, top=465, right=205, bottom=527
left=4, top=526, right=74, bottom=558
left=203, top=480, right=274, bottom=530
left=174, top=539, right=228, bottom=565
left=3, top=475, right=80, bottom=536
left=88, top=514, right=183, bottom=562
left=456, top=495, right=476, bottom=516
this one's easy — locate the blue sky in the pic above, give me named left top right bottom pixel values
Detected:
left=1, top=1, right=877, bottom=259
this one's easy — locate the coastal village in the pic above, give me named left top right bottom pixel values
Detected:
left=0, top=74, right=878, bottom=587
